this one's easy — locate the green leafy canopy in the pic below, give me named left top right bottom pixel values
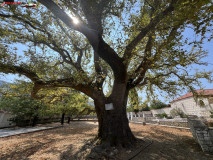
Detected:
left=0, top=0, right=212, bottom=102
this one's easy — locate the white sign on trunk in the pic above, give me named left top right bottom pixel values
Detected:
left=105, top=103, right=114, bottom=110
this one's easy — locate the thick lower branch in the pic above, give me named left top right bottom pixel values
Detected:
left=0, top=64, right=41, bottom=82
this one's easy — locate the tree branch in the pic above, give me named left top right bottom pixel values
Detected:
left=131, top=21, right=184, bottom=87
left=0, top=62, right=99, bottom=100
left=0, top=13, right=79, bottom=69
left=129, top=35, right=153, bottom=87
left=31, top=77, right=99, bottom=100
left=94, top=52, right=106, bottom=90
left=0, top=63, right=41, bottom=83
left=123, top=0, right=176, bottom=64
left=38, top=0, right=126, bottom=82
left=37, top=0, right=100, bottom=49
left=0, top=14, right=43, bottom=32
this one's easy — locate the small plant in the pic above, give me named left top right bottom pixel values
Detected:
left=139, top=104, right=150, bottom=111
left=210, top=111, right=213, bottom=118
left=150, top=101, right=167, bottom=110
left=170, top=108, right=185, bottom=118
left=182, top=114, right=188, bottom=118
left=199, top=100, right=205, bottom=107
left=156, top=113, right=168, bottom=118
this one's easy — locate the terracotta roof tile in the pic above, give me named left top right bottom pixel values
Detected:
left=171, top=89, right=213, bottom=103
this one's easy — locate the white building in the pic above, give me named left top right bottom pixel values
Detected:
left=0, top=111, right=15, bottom=128
left=150, top=107, right=172, bottom=117
left=170, top=89, right=213, bottom=117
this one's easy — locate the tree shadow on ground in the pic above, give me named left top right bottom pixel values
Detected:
left=0, top=142, right=44, bottom=160
left=60, top=138, right=96, bottom=160
left=131, top=126, right=213, bottom=160
left=60, top=136, right=152, bottom=160
left=0, top=122, right=98, bottom=160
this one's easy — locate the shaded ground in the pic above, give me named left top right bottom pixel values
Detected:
left=131, top=123, right=213, bottom=160
left=0, top=121, right=212, bottom=160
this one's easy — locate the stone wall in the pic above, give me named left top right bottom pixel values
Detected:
left=157, top=120, right=189, bottom=128
left=146, top=118, right=189, bottom=128
left=130, top=116, right=189, bottom=128
left=132, top=117, right=144, bottom=122
left=188, top=116, right=213, bottom=154
left=0, top=112, right=15, bottom=128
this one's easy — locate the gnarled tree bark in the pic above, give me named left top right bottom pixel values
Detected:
left=94, top=83, right=136, bottom=146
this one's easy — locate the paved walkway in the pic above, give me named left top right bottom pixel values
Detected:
left=0, top=126, right=61, bottom=138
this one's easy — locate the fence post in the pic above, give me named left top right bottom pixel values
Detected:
left=130, top=112, right=133, bottom=120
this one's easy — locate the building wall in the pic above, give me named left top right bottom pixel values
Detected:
left=0, top=113, right=15, bottom=128
left=150, top=107, right=172, bottom=116
left=171, top=97, right=213, bottom=117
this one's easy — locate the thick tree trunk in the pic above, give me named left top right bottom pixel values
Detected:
left=98, top=109, right=136, bottom=147
left=94, top=88, right=136, bottom=147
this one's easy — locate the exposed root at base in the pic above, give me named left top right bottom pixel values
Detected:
left=76, top=136, right=149, bottom=160
left=95, top=134, right=137, bottom=148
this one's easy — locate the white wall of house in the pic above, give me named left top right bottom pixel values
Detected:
left=0, top=112, right=15, bottom=128
left=170, top=97, right=213, bottom=117
left=150, top=107, right=172, bottom=116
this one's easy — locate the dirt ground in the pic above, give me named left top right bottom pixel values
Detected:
left=0, top=121, right=213, bottom=160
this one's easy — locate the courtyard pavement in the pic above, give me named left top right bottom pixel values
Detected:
left=0, top=126, right=61, bottom=138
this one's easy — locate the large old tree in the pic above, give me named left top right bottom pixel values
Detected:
left=0, top=0, right=212, bottom=146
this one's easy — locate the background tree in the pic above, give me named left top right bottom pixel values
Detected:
left=55, top=91, right=93, bottom=124
left=150, top=101, right=167, bottom=110
left=128, top=88, right=140, bottom=113
left=0, top=81, right=92, bottom=125
left=0, top=0, right=212, bottom=146
left=139, top=100, right=150, bottom=111
left=0, top=96, right=46, bottom=126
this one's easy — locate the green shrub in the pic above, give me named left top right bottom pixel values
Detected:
left=199, top=100, right=205, bottom=107
left=170, top=108, right=186, bottom=118
left=0, top=97, right=46, bottom=126
left=156, top=113, right=168, bottom=118
left=182, top=114, right=188, bottom=118
left=210, top=111, right=213, bottom=118
left=134, top=109, right=139, bottom=113
left=0, top=91, right=93, bottom=126
left=150, top=101, right=167, bottom=110
left=139, top=104, right=150, bottom=111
